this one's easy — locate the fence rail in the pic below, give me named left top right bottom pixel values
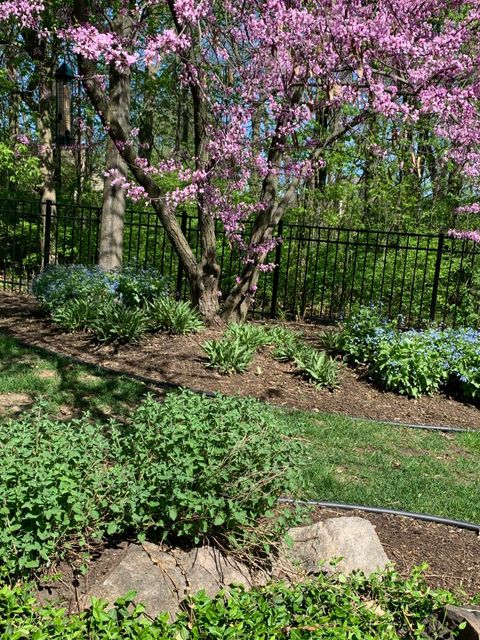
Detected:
left=1, top=198, right=479, bottom=327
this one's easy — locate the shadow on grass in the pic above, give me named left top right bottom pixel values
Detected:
left=0, top=333, right=153, bottom=422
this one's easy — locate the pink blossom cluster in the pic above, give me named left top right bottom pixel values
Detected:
left=0, top=0, right=44, bottom=28
left=448, top=229, right=480, bottom=243
left=104, top=168, right=148, bottom=203
left=7, top=0, right=480, bottom=264
left=456, top=204, right=480, bottom=215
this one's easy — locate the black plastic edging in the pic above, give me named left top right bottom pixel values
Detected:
left=278, top=498, right=480, bottom=533
left=347, top=415, right=472, bottom=434
left=5, top=336, right=479, bottom=433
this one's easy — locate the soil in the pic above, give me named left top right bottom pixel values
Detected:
left=36, top=506, right=480, bottom=613
left=0, top=292, right=479, bottom=429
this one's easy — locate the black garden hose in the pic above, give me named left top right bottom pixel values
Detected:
left=278, top=498, right=480, bottom=533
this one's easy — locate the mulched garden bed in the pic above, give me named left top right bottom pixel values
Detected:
left=0, top=291, right=479, bottom=429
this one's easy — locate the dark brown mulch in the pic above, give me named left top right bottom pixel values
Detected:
left=312, top=507, right=480, bottom=598
left=0, top=291, right=479, bottom=429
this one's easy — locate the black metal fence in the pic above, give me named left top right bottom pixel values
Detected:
left=1, top=198, right=479, bottom=327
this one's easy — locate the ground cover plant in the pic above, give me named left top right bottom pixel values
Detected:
left=31, top=264, right=203, bottom=341
left=0, top=566, right=461, bottom=640
left=203, top=324, right=340, bottom=388
left=335, top=306, right=480, bottom=400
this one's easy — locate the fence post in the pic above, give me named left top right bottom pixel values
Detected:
left=43, top=200, right=52, bottom=268
left=176, top=208, right=188, bottom=299
left=429, top=232, right=444, bottom=322
left=270, top=220, right=283, bottom=319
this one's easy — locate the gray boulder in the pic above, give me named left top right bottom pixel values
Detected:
left=88, top=542, right=264, bottom=620
left=275, top=516, right=389, bottom=579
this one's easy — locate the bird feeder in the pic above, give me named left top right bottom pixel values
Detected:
left=55, top=62, right=75, bottom=146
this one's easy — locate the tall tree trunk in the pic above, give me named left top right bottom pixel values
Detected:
left=37, top=68, right=57, bottom=267
left=189, top=78, right=221, bottom=323
left=98, top=16, right=131, bottom=271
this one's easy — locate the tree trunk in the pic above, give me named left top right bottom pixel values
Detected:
left=98, top=16, right=131, bottom=271
left=37, top=69, right=57, bottom=267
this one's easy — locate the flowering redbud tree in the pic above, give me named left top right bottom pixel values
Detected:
left=3, top=0, right=480, bottom=322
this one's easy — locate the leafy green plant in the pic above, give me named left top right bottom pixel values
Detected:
left=225, top=323, right=272, bottom=350
left=31, top=265, right=111, bottom=312
left=50, top=298, right=98, bottom=331
left=109, top=390, right=307, bottom=544
left=0, top=391, right=306, bottom=578
left=0, top=566, right=459, bottom=639
left=270, top=328, right=304, bottom=362
left=203, top=337, right=256, bottom=374
left=319, top=328, right=341, bottom=352
left=293, top=346, right=340, bottom=388
left=337, top=305, right=395, bottom=364
left=0, top=412, right=121, bottom=578
left=372, top=331, right=447, bottom=397
left=115, top=266, right=170, bottom=307
left=147, top=297, right=203, bottom=334
left=92, top=300, right=148, bottom=343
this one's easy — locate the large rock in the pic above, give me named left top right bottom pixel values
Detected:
left=275, top=516, right=389, bottom=579
left=88, top=517, right=389, bottom=619
left=88, top=542, right=264, bottom=620
left=445, top=605, right=480, bottom=640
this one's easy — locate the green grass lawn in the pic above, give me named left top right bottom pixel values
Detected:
left=1, top=332, right=479, bottom=524
left=0, top=333, right=148, bottom=420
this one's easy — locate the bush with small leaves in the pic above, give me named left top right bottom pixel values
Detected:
left=203, top=337, right=256, bottom=374
left=0, top=391, right=307, bottom=578
left=92, top=300, right=148, bottom=344
left=109, top=390, right=307, bottom=544
left=50, top=298, right=98, bottom=331
left=147, top=297, right=203, bottom=334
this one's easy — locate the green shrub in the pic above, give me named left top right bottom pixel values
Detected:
left=109, top=391, right=307, bottom=544
left=31, top=264, right=111, bottom=311
left=293, top=346, right=340, bottom=389
left=50, top=298, right=98, bottom=331
left=372, top=331, right=447, bottom=398
left=0, top=391, right=306, bottom=578
left=203, top=337, right=256, bottom=374
left=337, top=305, right=395, bottom=365
left=92, top=300, right=148, bottom=343
left=0, top=566, right=458, bottom=639
left=0, top=412, right=121, bottom=578
left=225, top=323, right=272, bottom=350
left=147, top=297, right=203, bottom=334
left=115, top=266, right=170, bottom=307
